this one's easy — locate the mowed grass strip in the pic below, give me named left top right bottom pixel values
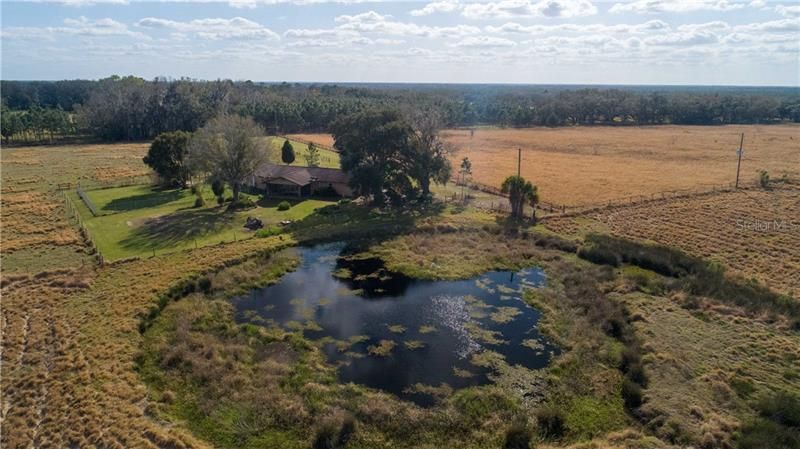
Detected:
left=69, top=184, right=333, bottom=261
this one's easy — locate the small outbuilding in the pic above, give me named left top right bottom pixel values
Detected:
left=250, top=163, right=352, bottom=197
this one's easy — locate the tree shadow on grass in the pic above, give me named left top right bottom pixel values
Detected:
left=103, top=188, right=185, bottom=212
left=119, top=206, right=237, bottom=251
left=289, top=201, right=445, bottom=244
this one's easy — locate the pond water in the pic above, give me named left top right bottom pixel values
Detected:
left=232, top=242, right=558, bottom=405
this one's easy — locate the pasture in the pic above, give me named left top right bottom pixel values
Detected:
left=544, top=185, right=800, bottom=296
left=294, top=125, right=800, bottom=206
left=1, top=143, right=150, bottom=273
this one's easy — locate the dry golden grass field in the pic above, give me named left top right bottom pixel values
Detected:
left=292, top=125, right=800, bottom=206
left=1, top=143, right=150, bottom=273
left=544, top=185, right=800, bottom=297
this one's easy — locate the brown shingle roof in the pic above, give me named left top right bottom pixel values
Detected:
left=254, top=163, right=349, bottom=186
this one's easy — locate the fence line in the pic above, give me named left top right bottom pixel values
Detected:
left=63, top=191, right=104, bottom=266
left=454, top=179, right=759, bottom=219
left=76, top=175, right=153, bottom=191
left=276, top=135, right=339, bottom=153
left=76, top=184, right=99, bottom=216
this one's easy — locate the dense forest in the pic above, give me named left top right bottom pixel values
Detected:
left=2, top=76, right=799, bottom=143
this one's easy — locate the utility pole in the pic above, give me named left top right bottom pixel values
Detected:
left=517, top=148, right=521, bottom=178
left=735, top=133, right=744, bottom=188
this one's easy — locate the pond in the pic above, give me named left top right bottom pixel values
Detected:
left=232, top=242, right=558, bottom=405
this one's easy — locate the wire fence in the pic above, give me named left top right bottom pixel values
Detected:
left=76, top=184, right=99, bottom=216
left=75, top=175, right=154, bottom=191
left=276, top=135, right=338, bottom=153
left=63, top=191, right=104, bottom=266
left=450, top=178, right=766, bottom=220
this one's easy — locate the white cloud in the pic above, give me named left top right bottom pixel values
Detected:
left=462, top=0, right=597, bottom=19
left=485, top=19, right=669, bottom=34
left=136, top=17, right=280, bottom=40
left=284, top=28, right=358, bottom=38
left=645, top=30, right=719, bottom=46
left=775, top=5, right=800, bottom=18
left=735, top=18, right=800, bottom=33
left=451, top=36, right=517, bottom=47
left=676, top=21, right=730, bottom=32
left=43, top=0, right=128, bottom=5
left=610, top=0, right=745, bottom=14
left=410, top=0, right=460, bottom=16
left=335, top=11, right=390, bottom=23
left=334, top=10, right=480, bottom=37
left=2, top=16, right=147, bottom=40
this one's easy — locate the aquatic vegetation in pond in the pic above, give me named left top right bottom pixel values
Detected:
left=367, top=340, right=396, bottom=357
left=453, top=367, right=475, bottom=378
left=231, top=242, right=557, bottom=405
left=386, top=324, right=407, bottom=334
left=404, top=340, right=426, bottom=350
left=522, top=338, right=545, bottom=352
left=490, top=307, right=523, bottom=324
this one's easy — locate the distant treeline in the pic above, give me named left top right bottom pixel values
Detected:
left=2, top=76, right=799, bottom=143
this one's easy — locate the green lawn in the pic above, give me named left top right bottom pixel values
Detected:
left=265, top=136, right=340, bottom=169
left=69, top=184, right=334, bottom=261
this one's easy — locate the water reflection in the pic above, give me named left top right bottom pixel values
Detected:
left=232, top=242, right=557, bottom=405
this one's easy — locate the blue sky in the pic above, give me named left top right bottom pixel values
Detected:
left=1, top=0, right=798, bottom=85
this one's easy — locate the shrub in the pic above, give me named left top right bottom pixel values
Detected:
left=451, top=388, right=518, bottom=422
left=198, top=276, right=212, bottom=293
left=533, top=233, right=578, bottom=253
left=622, top=378, right=643, bottom=410
left=536, top=406, right=565, bottom=439
left=755, top=391, right=800, bottom=428
left=255, top=226, right=283, bottom=238
left=193, top=197, right=204, bottom=208
left=277, top=201, right=291, bottom=211
left=577, top=243, right=621, bottom=266
left=578, top=234, right=799, bottom=319
left=211, top=179, right=225, bottom=197
left=337, top=415, right=356, bottom=447
left=759, top=170, right=770, bottom=188
left=738, top=418, right=800, bottom=449
left=312, top=416, right=356, bottom=449
left=625, top=363, right=648, bottom=387
left=312, top=423, right=337, bottom=449
left=228, top=197, right=256, bottom=210
left=504, top=422, right=533, bottom=449
left=216, top=195, right=224, bottom=205
left=190, top=185, right=200, bottom=195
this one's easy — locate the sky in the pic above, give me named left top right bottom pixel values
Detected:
left=1, top=0, right=799, bottom=85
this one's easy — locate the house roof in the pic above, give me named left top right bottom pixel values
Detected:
left=253, top=163, right=349, bottom=186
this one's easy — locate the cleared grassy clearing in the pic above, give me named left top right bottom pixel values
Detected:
left=265, top=136, right=340, bottom=169
left=69, top=184, right=334, bottom=261
left=292, top=125, right=800, bottom=206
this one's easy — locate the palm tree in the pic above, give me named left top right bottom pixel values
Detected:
left=501, top=175, right=538, bottom=219
left=459, top=157, right=472, bottom=202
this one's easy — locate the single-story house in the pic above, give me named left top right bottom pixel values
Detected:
left=250, top=163, right=352, bottom=197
